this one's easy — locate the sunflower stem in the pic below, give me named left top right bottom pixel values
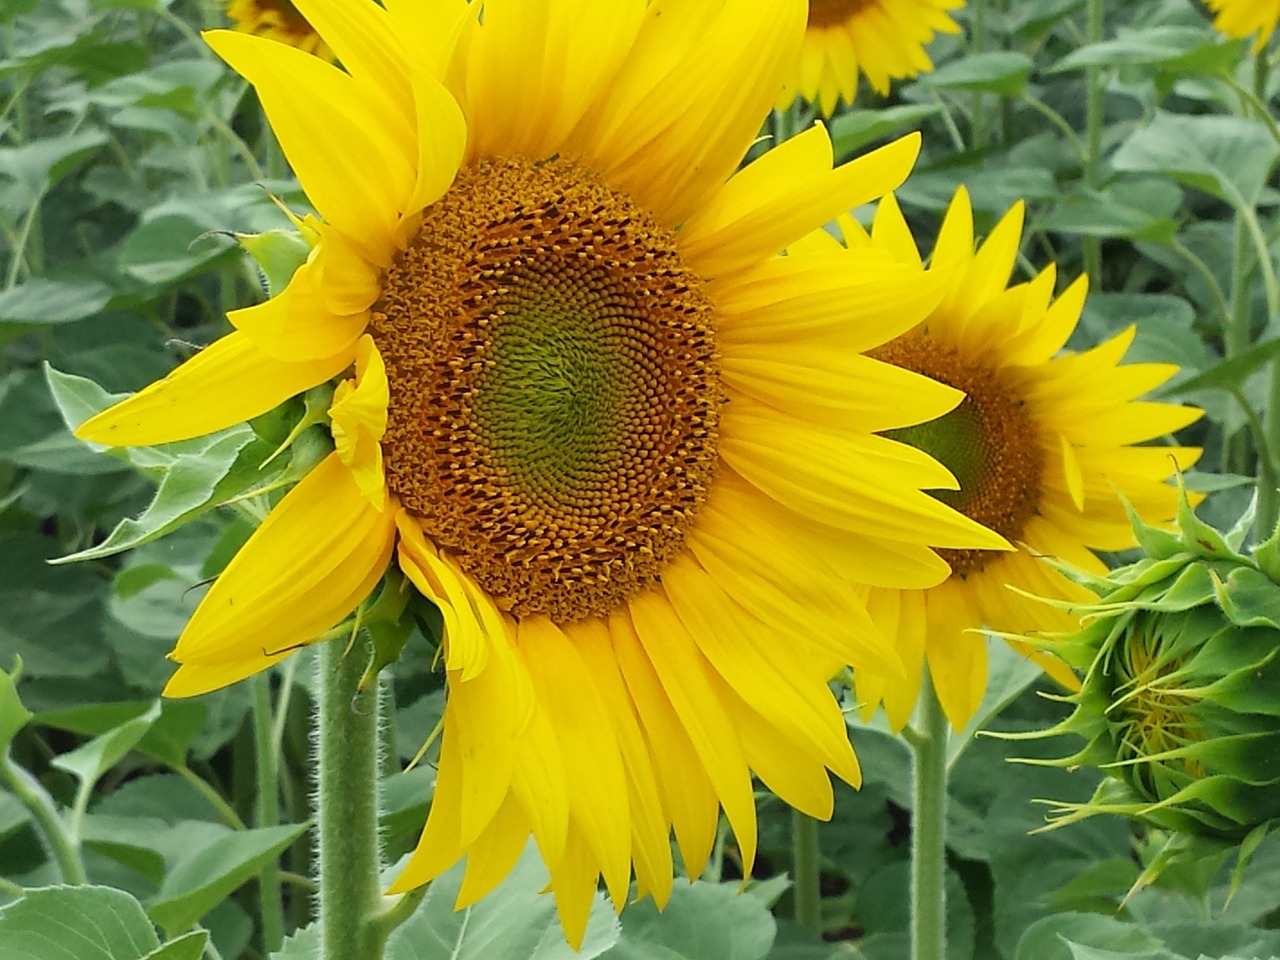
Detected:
left=1082, top=0, right=1105, bottom=289
left=252, top=673, right=286, bottom=955
left=791, top=810, right=822, bottom=935
left=315, top=635, right=385, bottom=960
left=909, top=674, right=949, bottom=960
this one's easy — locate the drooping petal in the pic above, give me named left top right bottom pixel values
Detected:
left=76, top=332, right=352, bottom=447
left=165, top=453, right=395, bottom=688
left=229, top=258, right=368, bottom=363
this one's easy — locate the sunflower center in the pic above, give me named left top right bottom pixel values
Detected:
left=807, top=0, right=876, bottom=29
left=873, top=331, right=1043, bottom=578
left=368, top=157, right=722, bottom=622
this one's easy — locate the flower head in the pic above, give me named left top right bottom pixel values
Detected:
left=1204, top=0, right=1280, bottom=52
left=814, top=188, right=1202, bottom=732
left=76, top=0, right=1006, bottom=943
left=1036, top=490, right=1280, bottom=851
left=777, top=0, right=965, bottom=115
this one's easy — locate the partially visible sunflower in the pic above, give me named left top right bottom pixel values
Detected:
left=1204, top=0, right=1280, bottom=51
left=777, top=0, right=965, bottom=115
left=226, top=0, right=331, bottom=59
left=76, top=0, right=1008, bottom=944
left=802, top=188, right=1202, bottom=732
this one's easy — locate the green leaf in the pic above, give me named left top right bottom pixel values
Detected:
left=1167, top=338, right=1280, bottom=397
left=380, top=843, right=620, bottom=959
left=0, top=131, right=108, bottom=212
left=236, top=229, right=311, bottom=296
left=53, top=429, right=258, bottom=563
left=118, top=214, right=238, bottom=287
left=1051, top=26, right=1230, bottom=74
left=0, top=885, right=160, bottom=960
left=1112, top=113, right=1280, bottom=207
left=0, top=657, right=31, bottom=752
left=917, top=52, right=1034, bottom=96
left=1014, top=913, right=1166, bottom=960
left=140, top=931, right=208, bottom=960
left=599, top=881, right=777, bottom=960
left=50, top=700, right=161, bottom=790
left=36, top=699, right=206, bottom=770
left=1041, top=183, right=1181, bottom=244
left=148, top=822, right=309, bottom=934
left=829, top=104, right=941, bottom=158
left=0, top=277, right=114, bottom=324
left=44, top=364, right=128, bottom=435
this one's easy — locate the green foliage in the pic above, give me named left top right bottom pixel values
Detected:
left=0, top=0, right=1271, bottom=957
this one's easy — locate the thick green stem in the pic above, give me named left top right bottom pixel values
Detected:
left=0, top=754, right=85, bottom=884
left=252, top=673, right=286, bottom=955
left=316, top=637, right=384, bottom=960
left=791, top=810, right=822, bottom=934
left=909, top=675, right=949, bottom=960
left=1082, top=0, right=1105, bottom=288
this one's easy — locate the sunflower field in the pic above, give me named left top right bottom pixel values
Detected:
left=4, top=0, right=1280, bottom=958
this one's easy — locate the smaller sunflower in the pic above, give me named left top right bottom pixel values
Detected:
left=778, top=0, right=965, bottom=116
left=801, top=188, right=1202, bottom=732
left=1204, top=0, right=1280, bottom=51
left=226, top=0, right=331, bottom=59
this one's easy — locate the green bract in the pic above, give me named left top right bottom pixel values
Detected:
left=1035, top=486, right=1280, bottom=848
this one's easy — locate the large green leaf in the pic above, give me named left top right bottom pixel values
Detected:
left=50, top=700, right=160, bottom=791
left=1112, top=113, right=1280, bottom=207
left=148, top=822, right=309, bottom=934
left=598, top=881, right=777, bottom=960
left=0, top=885, right=160, bottom=960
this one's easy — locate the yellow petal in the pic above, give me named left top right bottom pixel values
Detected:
left=923, top=582, right=988, bottom=731
left=566, top=617, right=673, bottom=910
left=330, top=335, right=389, bottom=509
left=518, top=616, right=632, bottom=909
left=229, top=259, right=368, bottom=363
left=170, top=453, right=395, bottom=668
left=662, top=553, right=861, bottom=786
left=203, top=29, right=410, bottom=265
left=610, top=608, right=720, bottom=878
left=76, top=332, right=351, bottom=448
left=570, top=0, right=805, bottom=226
left=387, top=716, right=467, bottom=892
left=463, top=0, right=645, bottom=163
left=719, top=396, right=1012, bottom=551
left=680, top=128, right=920, bottom=279
left=456, top=796, right=528, bottom=908
left=626, top=590, right=758, bottom=877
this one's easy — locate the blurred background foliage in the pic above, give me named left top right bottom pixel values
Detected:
left=2, top=0, right=1278, bottom=958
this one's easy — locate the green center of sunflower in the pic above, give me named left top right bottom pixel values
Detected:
left=807, top=0, right=875, bottom=29
left=1110, top=613, right=1205, bottom=794
left=873, top=331, right=1043, bottom=578
left=367, top=157, right=722, bottom=622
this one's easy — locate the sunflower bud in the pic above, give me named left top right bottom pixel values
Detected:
left=1034, top=487, right=1280, bottom=857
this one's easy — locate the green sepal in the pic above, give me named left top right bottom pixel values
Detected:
left=1212, top=563, right=1280, bottom=628
left=235, top=228, right=311, bottom=297
left=0, top=657, right=31, bottom=753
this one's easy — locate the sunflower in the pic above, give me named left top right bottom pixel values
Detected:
left=76, top=0, right=1008, bottom=944
left=1204, top=0, right=1280, bottom=51
left=777, top=0, right=965, bottom=116
left=809, top=188, right=1202, bottom=733
left=225, top=0, right=331, bottom=59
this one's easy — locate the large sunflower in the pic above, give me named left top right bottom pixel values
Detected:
left=77, top=0, right=1007, bottom=943
left=225, top=0, right=331, bottom=59
left=810, top=188, right=1202, bottom=733
left=1204, top=0, right=1280, bottom=51
left=777, top=0, right=965, bottom=115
